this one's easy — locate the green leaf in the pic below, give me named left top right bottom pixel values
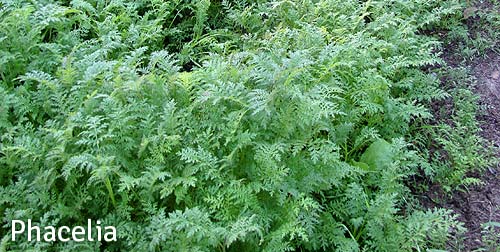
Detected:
left=351, top=161, right=372, bottom=171
left=360, top=139, right=394, bottom=170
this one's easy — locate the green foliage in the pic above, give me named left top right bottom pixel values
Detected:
left=476, top=221, right=500, bottom=252
left=442, top=0, right=500, bottom=61
left=0, top=0, right=480, bottom=251
left=415, top=67, right=498, bottom=192
left=407, top=0, right=499, bottom=192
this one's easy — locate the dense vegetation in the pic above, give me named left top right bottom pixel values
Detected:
left=0, top=0, right=495, bottom=251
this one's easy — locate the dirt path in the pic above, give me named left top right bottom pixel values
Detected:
left=440, top=1, right=500, bottom=249
left=422, top=3, right=500, bottom=250
left=462, top=52, right=500, bottom=250
left=449, top=52, right=500, bottom=250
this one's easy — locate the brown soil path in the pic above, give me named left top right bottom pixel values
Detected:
left=424, top=3, right=500, bottom=250
left=443, top=1, right=500, bottom=248
left=449, top=52, right=500, bottom=250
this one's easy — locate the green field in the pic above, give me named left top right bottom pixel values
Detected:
left=0, top=0, right=499, bottom=251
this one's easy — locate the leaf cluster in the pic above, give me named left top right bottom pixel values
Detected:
left=0, top=0, right=474, bottom=251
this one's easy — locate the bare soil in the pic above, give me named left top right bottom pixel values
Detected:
left=422, top=3, right=500, bottom=250
left=459, top=51, right=500, bottom=250
left=423, top=53, right=500, bottom=251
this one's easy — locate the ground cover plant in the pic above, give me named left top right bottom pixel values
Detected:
left=0, top=0, right=496, bottom=251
